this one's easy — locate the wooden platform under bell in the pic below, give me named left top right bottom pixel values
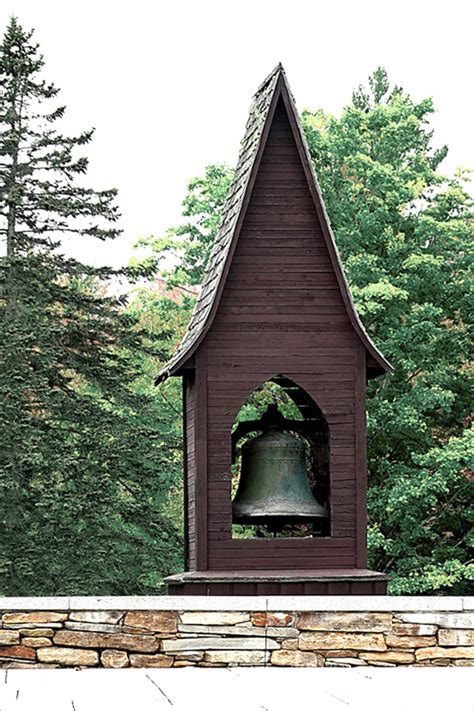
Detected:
left=165, top=569, right=388, bottom=595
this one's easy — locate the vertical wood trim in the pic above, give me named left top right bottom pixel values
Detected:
left=355, top=344, right=367, bottom=568
left=195, top=345, right=208, bottom=570
left=182, top=377, right=189, bottom=571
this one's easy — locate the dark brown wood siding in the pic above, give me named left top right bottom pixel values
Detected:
left=195, top=97, right=362, bottom=571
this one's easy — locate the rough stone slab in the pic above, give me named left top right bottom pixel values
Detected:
left=179, top=612, right=250, bottom=625
left=281, top=639, right=298, bottom=650
left=100, top=650, right=129, bottom=668
left=173, top=652, right=204, bottom=662
left=324, top=663, right=352, bottom=667
left=325, top=657, right=366, bottom=666
left=392, top=623, right=438, bottom=636
left=297, top=612, right=392, bottom=632
left=69, top=611, right=124, bottom=624
left=129, top=653, right=173, bottom=668
left=386, top=635, right=437, bottom=649
left=366, top=661, right=397, bottom=667
left=124, top=611, right=178, bottom=632
left=0, top=662, right=60, bottom=669
left=360, top=651, right=415, bottom=664
left=177, top=624, right=297, bottom=638
left=416, top=646, right=474, bottom=661
left=251, top=613, right=295, bottom=627
left=0, top=645, right=36, bottom=660
left=267, top=627, right=299, bottom=639
left=453, top=659, right=474, bottom=666
left=2, top=622, right=63, bottom=630
left=54, top=630, right=159, bottom=652
left=162, top=637, right=279, bottom=652
left=22, top=637, right=53, bottom=648
left=65, top=621, right=124, bottom=634
left=0, top=630, right=20, bottom=645
left=397, top=613, right=474, bottom=629
left=204, top=650, right=269, bottom=665
left=37, top=647, right=99, bottom=666
left=299, top=632, right=386, bottom=651
left=2, top=612, right=67, bottom=624
left=438, top=629, right=474, bottom=646
left=320, top=649, right=359, bottom=658
left=462, top=598, right=474, bottom=610
left=18, top=628, right=55, bottom=637
left=178, top=623, right=266, bottom=637
left=271, top=649, right=323, bottom=667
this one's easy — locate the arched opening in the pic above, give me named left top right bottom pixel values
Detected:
left=231, top=375, right=330, bottom=539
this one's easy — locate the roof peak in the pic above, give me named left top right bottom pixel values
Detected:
left=253, top=63, right=286, bottom=97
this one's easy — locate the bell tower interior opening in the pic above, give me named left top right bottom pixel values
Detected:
left=231, top=376, right=331, bottom=540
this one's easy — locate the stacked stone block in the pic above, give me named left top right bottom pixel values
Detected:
left=0, top=603, right=473, bottom=668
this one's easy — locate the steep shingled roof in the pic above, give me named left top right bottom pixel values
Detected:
left=156, top=65, right=392, bottom=383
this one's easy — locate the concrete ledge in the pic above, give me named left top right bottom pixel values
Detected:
left=0, top=596, right=471, bottom=611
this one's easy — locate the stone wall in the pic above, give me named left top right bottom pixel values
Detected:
left=0, top=597, right=472, bottom=668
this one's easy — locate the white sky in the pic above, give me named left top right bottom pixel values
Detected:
left=1, top=0, right=473, bottom=268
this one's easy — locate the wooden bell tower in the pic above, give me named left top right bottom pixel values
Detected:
left=158, top=65, right=392, bottom=595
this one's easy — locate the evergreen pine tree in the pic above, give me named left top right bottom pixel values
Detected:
left=0, top=17, right=181, bottom=594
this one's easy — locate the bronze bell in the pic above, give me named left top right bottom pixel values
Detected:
left=232, top=408, right=328, bottom=525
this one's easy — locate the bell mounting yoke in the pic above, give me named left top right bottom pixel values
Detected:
left=231, top=403, right=316, bottom=464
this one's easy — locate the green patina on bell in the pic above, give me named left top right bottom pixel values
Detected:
left=232, top=407, right=328, bottom=525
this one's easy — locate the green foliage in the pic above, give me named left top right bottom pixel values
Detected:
left=125, top=283, right=196, bottom=536
left=0, top=17, right=181, bottom=594
left=369, top=427, right=473, bottom=594
left=302, top=68, right=473, bottom=594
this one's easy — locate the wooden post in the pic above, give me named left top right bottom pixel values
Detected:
left=195, top=344, right=208, bottom=571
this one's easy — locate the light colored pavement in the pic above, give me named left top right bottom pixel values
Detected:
left=1, top=667, right=473, bottom=711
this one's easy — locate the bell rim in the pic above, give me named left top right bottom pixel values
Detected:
left=232, top=513, right=328, bottom=525
left=232, top=506, right=329, bottom=523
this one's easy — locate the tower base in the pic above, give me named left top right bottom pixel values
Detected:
left=165, top=568, right=388, bottom=595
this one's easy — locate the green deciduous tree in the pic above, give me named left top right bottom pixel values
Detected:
left=302, top=68, right=473, bottom=594
left=0, top=17, right=181, bottom=594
